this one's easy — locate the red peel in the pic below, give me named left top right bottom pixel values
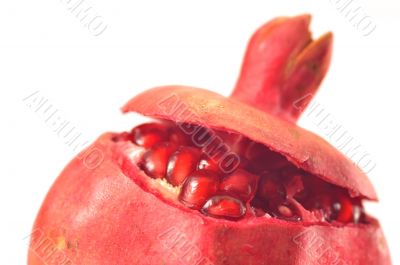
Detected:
left=29, top=14, right=391, bottom=265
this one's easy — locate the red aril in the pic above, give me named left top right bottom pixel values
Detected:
left=168, top=126, right=191, bottom=145
left=197, top=154, right=220, bottom=172
left=278, top=204, right=293, bottom=217
left=201, top=195, right=246, bottom=220
left=333, top=193, right=355, bottom=223
left=166, top=146, right=201, bottom=186
left=220, top=169, right=259, bottom=202
left=130, top=123, right=168, bottom=148
left=179, top=170, right=220, bottom=210
left=140, top=142, right=177, bottom=179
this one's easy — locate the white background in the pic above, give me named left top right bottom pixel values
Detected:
left=1, top=0, right=399, bottom=264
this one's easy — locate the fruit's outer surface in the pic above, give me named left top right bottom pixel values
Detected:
left=29, top=15, right=391, bottom=265
left=28, top=134, right=391, bottom=265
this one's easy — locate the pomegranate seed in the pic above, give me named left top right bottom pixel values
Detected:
left=179, top=170, right=220, bottom=210
left=202, top=135, right=229, bottom=158
left=219, top=153, right=244, bottom=174
left=201, top=195, right=246, bottom=219
left=257, top=171, right=286, bottom=201
left=191, top=127, right=213, bottom=148
left=252, top=207, right=268, bottom=217
left=277, top=205, right=293, bottom=218
left=274, top=203, right=301, bottom=221
left=333, top=194, right=354, bottom=223
left=131, top=123, right=168, bottom=148
left=197, top=154, right=220, bottom=172
left=168, top=126, right=191, bottom=145
left=140, top=142, right=177, bottom=179
left=353, top=205, right=364, bottom=224
left=220, top=169, right=259, bottom=202
left=198, top=153, right=246, bottom=174
left=166, top=147, right=201, bottom=186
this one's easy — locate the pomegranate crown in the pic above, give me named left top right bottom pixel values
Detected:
left=231, top=14, right=333, bottom=123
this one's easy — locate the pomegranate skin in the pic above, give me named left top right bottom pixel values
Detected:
left=28, top=134, right=391, bottom=265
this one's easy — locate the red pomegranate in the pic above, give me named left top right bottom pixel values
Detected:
left=28, top=15, right=391, bottom=265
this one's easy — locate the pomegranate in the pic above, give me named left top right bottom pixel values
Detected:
left=28, top=15, right=391, bottom=265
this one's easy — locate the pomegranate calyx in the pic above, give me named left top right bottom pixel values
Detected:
left=231, top=15, right=333, bottom=123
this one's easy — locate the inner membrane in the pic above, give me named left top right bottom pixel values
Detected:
left=112, top=120, right=367, bottom=224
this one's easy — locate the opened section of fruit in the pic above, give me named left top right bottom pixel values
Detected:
left=113, top=121, right=366, bottom=224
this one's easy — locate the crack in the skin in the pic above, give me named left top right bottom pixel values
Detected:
left=114, top=121, right=367, bottom=225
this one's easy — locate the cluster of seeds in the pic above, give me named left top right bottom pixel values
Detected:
left=119, top=122, right=364, bottom=223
